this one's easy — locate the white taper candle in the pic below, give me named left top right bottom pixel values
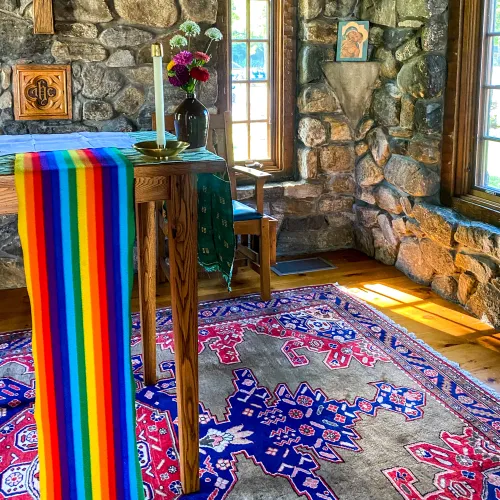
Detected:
left=152, top=42, right=166, bottom=148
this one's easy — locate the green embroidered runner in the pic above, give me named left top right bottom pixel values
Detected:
left=162, top=172, right=235, bottom=287
left=197, top=172, right=235, bottom=286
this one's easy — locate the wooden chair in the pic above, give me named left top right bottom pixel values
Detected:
left=153, top=111, right=277, bottom=300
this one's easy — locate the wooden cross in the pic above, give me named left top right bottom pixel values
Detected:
left=33, top=0, right=54, bottom=35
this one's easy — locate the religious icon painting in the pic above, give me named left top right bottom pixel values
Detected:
left=336, top=21, right=370, bottom=62
left=13, top=64, right=72, bottom=120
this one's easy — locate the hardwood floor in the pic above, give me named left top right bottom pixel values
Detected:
left=1, top=249, right=499, bottom=390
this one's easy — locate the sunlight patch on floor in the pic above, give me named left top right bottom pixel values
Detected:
left=347, top=283, right=491, bottom=337
left=416, top=302, right=492, bottom=332
left=347, top=287, right=401, bottom=308
left=362, top=283, right=423, bottom=304
left=391, top=305, right=476, bottom=336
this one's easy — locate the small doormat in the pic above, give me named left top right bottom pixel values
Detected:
left=272, top=257, right=336, bottom=276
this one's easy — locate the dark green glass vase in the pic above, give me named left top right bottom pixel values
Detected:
left=174, top=93, right=209, bottom=150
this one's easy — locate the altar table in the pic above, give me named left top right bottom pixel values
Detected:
left=0, top=130, right=227, bottom=494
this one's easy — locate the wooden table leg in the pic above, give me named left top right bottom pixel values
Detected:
left=167, top=173, right=200, bottom=494
left=136, top=201, right=157, bottom=386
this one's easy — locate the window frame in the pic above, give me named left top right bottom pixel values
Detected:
left=225, top=0, right=296, bottom=181
left=230, top=0, right=273, bottom=165
left=475, top=0, right=500, bottom=197
left=443, top=0, right=500, bottom=226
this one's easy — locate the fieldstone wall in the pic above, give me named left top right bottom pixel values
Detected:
left=0, top=0, right=220, bottom=135
left=246, top=0, right=499, bottom=327
left=0, top=0, right=220, bottom=289
left=246, top=0, right=450, bottom=266
left=348, top=0, right=500, bottom=328
left=352, top=0, right=448, bottom=270
left=383, top=203, right=500, bottom=327
left=256, top=0, right=448, bottom=265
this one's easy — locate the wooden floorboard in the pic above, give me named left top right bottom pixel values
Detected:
left=1, top=249, right=499, bottom=390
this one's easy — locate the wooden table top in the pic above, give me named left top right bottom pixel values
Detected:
left=0, top=131, right=227, bottom=214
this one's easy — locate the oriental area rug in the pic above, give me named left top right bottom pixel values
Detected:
left=1, top=284, right=500, bottom=499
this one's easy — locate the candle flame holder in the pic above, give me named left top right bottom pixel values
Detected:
left=133, top=140, right=190, bottom=160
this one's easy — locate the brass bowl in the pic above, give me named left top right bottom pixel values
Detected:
left=133, top=140, right=190, bottom=159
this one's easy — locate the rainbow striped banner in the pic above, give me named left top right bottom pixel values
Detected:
left=15, top=148, right=144, bottom=500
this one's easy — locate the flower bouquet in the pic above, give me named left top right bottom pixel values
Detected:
left=167, top=21, right=223, bottom=93
left=167, top=21, right=223, bottom=148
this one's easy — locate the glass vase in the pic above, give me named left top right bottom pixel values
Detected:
left=173, top=92, right=209, bottom=150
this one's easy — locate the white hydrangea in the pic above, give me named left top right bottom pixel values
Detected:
left=205, top=27, right=223, bottom=41
left=180, top=20, right=201, bottom=37
left=169, top=34, right=188, bottom=49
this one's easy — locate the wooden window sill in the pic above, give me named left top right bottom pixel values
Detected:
left=235, top=164, right=294, bottom=184
left=452, top=194, right=500, bottom=227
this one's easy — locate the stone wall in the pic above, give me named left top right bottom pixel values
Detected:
left=253, top=0, right=447, bottom=262
left=351, top=0, right=448, bottom=270
left=348, top=0, right=500, bottom=328
left=0, top=0, right=219, bottom=135
left=0, top=0, right=220, bottom=289
left=245, top=0, right=499, bottom=328
left=247, top=0, right=448, bottom=261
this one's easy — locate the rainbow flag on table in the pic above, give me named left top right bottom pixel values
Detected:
left=15, top=148, right=144, bottom=500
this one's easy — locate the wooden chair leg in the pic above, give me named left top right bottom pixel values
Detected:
left=232, top=235, right=239, bottom=276
left=269, top=218, right=277, bottom=266
left=259, top=218, right=271, bottom=301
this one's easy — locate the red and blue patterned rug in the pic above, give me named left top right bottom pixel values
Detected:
left=1, top=284, right=500, bottom=499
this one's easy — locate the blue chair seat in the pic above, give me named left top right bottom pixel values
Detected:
left=232, top=200, right=263, bottom=222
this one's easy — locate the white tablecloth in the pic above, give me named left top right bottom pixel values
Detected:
left=0, top=132, right=136, bottom=155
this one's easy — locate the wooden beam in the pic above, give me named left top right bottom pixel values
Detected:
left=134, top=175, right=170, bottom=203
left=33, top=0, right=54, bottom=34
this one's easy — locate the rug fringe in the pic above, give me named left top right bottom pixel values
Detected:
left=335, top=283, right=500, bottom=402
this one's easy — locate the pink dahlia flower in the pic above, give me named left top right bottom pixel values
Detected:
left=173, top=51, right=193, bottom=66
left=193, top=51, right=211, bottom=63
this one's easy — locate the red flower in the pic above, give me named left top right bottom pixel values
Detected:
left=190, top=66, right=210, bottom=82
left=194, top=51, right=211, bottom=63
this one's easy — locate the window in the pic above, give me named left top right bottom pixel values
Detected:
left=477, top=0, right=500, bottom=194
left=443, top=0, right=500, bottom=225
left=231, top=0, right=271, bottom=162
left=228, top=0, right=295, bottom=177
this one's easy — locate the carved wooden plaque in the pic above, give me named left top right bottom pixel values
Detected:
left=14, top=65, right=72, bottom=121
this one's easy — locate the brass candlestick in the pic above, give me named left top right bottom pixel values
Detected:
left=151, top=42, right=164, bottom=58
left=133, top=140, right=190, bottom=159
